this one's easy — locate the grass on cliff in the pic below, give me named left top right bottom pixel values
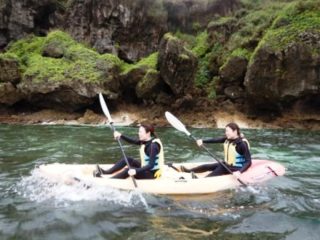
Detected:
left=256, top=0, right=320, bottom=52
left=3, top=30, right=159, bottom=83
left=191, top=0, right=320, bottom=95
left=174, top=31, right=211, bottom=87
left=121, top=52, right=158, bottom=75
left=174, top=31, right=210, bottom=57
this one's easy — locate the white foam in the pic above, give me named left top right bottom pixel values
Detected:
left=16, top=168, right=149, bottom=209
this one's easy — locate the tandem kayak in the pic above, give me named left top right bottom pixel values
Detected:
left=38, top=159, right=285, bottom=195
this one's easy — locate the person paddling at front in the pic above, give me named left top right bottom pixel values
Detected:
left=93, top=123, right=164, bottom=179
left=181, top=123, right=251, bottom=178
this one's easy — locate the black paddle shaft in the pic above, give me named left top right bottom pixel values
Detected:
left=109, top=123, right=138, bottom=188
left=189, top=135, right=247, bottom=187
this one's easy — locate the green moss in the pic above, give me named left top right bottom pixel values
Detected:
left=4, top=30, right=123, bottom=83
left=194, top=42, right=224, bottom=88
left=207, top=16, right=236, bottom=29
left=46, top=30, right=75, bottom=45
left=24, top=54, right=68, bottom=83
left=7, top=35, right=45, bottom=59
left=174, top=31, right=196, bottom=46
left=266, top=7, right=320, bottom=49
left=140, top=69, right=159, bottom=86
left=121, top=52, right=158, bottom=74
left=179, top=54, right=190, bottom=60
left=164, top=32, right=179, bottom=41
left=192, top=31, right=210, bottom=57
left=173, top=30, right=209, bottom=57
left=192, top=22, right=201, bottom=32
left=250, top=0, right=320, bottom=63
left=195, top=54, right=210, bottom=87
left=207, top=76, right=219, bottom=99
left=100, top=53, right=123, bottom=66
left=0, top=52, right=19, bottom=61
left=230, top=48, right=252, bottom=60
left=227, top=1, right=286, bottom=51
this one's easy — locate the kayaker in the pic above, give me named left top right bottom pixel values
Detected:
left=93, top=123, right=164, bottom=179
left=180, top=122, right=251, bottom=177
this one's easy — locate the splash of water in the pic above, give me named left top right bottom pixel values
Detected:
left=15, top=168, right=150, bottom=209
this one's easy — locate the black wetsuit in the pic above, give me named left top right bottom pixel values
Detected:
left=189, top=137, right=251, bottom=177
left=102, top=135, right=161, bottom=179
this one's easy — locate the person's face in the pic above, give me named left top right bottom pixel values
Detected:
left=225, top=126, right=238, bottom=139
left=138, top=126, right=151, bottom=141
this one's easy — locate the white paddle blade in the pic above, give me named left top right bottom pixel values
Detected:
left=165, top=111, right=191, bottom=136
left=99, top=93, right=113, bottom=123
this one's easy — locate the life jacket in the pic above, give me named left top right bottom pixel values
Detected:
left=140, top=138, right=164, bottom=178
left=223, top=138, right=250, bottom=167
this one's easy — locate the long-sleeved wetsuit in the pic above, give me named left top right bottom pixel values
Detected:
left=101, top=135, right=161, bottom=179
left=188, top=137, right=251, bottom=177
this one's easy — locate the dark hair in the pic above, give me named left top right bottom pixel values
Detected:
left=140, top=122, right=157, bottom=138
left=225, top=122, right=241, bottom=137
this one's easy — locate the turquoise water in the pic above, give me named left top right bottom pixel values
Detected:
left=0, top=124, right=320, bottom=239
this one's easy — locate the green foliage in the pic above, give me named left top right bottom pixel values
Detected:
left=230, top=48, right=252, bottom=60
left=173, top=30, right=211, bottom=87
left=121, top=52, right=158, bottom=74
left=228, top=1, right=286, bottom=51
left=192, top=22, right=201, bottom=32
left=207, top=76, right=219, bottom=99
left=207, top=16, right=236, bottom=29
left=6, top=35, right=45, bottom=59
left=174, top=30, right=210, bottom=57
left=192, top=31, right=210, bottom=57
left=195, top=54, right=210, bottom=87
left=4, top=30, right=123, bottom=83
left=45, top=30, right=75, bottom=48
left=252, top=0, right=320, bottom=60
left=179, top=54, right=190, bottom=60
left=164, top=32, right=179, bottom=41
left=194, top=42, right=223, bottom=89
left=140, top=69, right=159, bottom=86
left=24, top=54, right=68, bottom=83
left=0, top=52, right=19, bottom=61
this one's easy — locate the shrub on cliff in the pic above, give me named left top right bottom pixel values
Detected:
left=4, top=30, right=123, bottom=84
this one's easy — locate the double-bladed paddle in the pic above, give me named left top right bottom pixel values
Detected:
left=165, top=111, right=247, bottom=187
left=99, top=93, right=138, bottom=188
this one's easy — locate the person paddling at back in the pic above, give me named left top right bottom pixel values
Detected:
left=93, top=123, right=164, bottom=179
left=181, top=123, right=251, bottom=178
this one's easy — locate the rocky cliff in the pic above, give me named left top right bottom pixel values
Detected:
left=0, top=0, right=319, bottom=127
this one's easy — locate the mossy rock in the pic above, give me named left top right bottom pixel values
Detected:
left=121, top=52, right=158, bottom=75
left=42, top=40, right=65, bottom=58
left=158, top=33, right=198, bottom=96
left=4, top=30, right=123, bottom=86
left=136, top=70, right=161, bottom=99
left=1, top=30, right=126, bottom=109
left=253, top=1, right=320, bottom=54
left=245, top=1, right=320, bottom=114
left=0, top=81, right=24, bottom=105
left=220, top=55, right=248, bottom=83
left=0, top=54, right=21, bottom=84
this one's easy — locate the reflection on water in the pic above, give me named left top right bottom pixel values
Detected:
left=0, top=124, right=320, bottom=239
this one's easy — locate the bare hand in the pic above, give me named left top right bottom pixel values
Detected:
left=114, top=131, right=121, bottom=140
left=196, top=139, right=203, bottom=147
left=232, top=171, right=241, bottom=178
left=128, top=169, right=136, bottom=176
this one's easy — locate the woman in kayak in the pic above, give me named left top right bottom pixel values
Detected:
left=181, top=122, right=251, bottom=178
left=93, top=123, right=164, bottom=179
